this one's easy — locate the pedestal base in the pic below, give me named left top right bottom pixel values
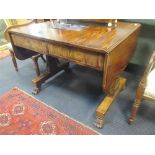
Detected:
left=32, top=56, right=69, bottom=95
left=95, top=77, right=126, bottom=128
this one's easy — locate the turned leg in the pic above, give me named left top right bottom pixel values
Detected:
left=94, top=77, right=126, bottom=128
left=128, top=81, right=145, bottom=125
left=128, top=99, right=143, bottom=125
left=31, top=55, right=40, bottom=76
left=32, top=80, right=42, bottom=95
left=10, top=50, right=18, bottom=72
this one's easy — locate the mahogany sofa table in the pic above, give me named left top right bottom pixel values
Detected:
left=8, top=21, right=141, bottom=128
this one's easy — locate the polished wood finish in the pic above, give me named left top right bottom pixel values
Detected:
left=4, top=19, right=45, bottom=76
left=103, top=29, right=140, bottom=94
left=9, top=21, right=141, bottom=128
left=9, top=22, right=140, bottom=54
left=9, top=31, right=45, bottom=76
left=48, top=44, right=104, bottom=70
left=95, top=77, right=126, bottom=128
left=128, top=52, right=155, bottom=124
left=12, top=34, right=48, bottom=54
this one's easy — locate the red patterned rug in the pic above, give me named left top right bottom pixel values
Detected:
left=0, top=88, right=99, bottom=135
left=0, top=50, right=10, bottom=60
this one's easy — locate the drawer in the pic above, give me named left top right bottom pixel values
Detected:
left=12, top=34, right=47, bottom=54
left=48, top=43, right=104, bottom=70
left=48, top=43, right=70, bottom=59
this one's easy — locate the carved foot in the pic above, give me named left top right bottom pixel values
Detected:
left=94, top=117, right=104, bottom=129
left=95, top=77, right=127, bottom=128
left=32, top=87, right=41, bottom=95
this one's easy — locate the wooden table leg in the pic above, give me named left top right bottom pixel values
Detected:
left=128, top=99, right=142, bottom=125
left=128, top=80, right=145, bottom=125
left=10, top=49, right=18, bottom=72
left=94, top=77, right=126, bottom=128
left=31, top=55, right=41, bottom=76
left=32, top=55, right=69, bottom=95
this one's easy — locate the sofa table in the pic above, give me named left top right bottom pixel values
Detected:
left=8, top=21, right=141, bottom=128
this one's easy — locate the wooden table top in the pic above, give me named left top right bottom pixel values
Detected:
left=9, top=21, right=141, bottom=54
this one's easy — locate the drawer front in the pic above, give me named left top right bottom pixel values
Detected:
left=12, top=34, right=47, bottom=54
left=48, top=44, right=104, bottom=70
